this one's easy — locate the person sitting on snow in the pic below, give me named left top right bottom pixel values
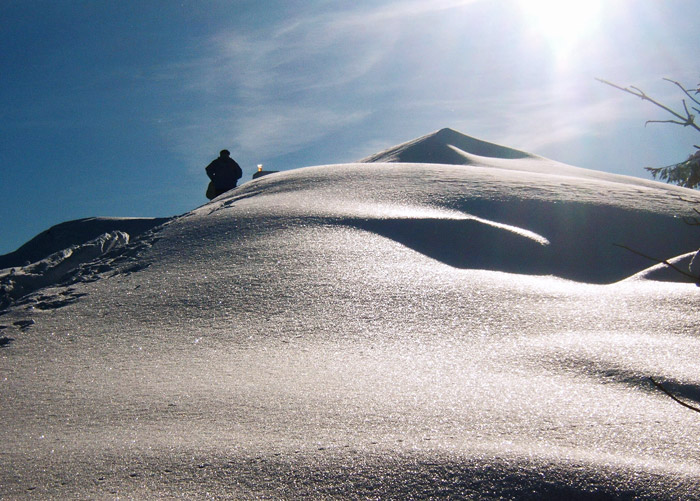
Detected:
left=205, top=149, right=243, bottom=199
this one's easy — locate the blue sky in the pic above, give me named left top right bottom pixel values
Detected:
left=1, top=0, right=698, bottom=254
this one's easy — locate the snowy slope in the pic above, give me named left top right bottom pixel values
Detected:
left=0, top=216, right=169, bottom=269
left=0, top=217, right=170, bottom=311
left=361, top=127, right=680, bottom=188
left=2, top=131, right=700, bottom=498
left=359, top=127, right=537, bottom=163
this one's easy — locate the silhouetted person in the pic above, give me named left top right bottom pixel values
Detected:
left=205, top=150, right=243, bottom=199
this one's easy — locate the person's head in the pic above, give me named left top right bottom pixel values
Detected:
left=219, top=149, right=230, bottom=158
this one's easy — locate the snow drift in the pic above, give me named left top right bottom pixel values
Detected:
left=0, top=231, right=130, bottom=309
left=0, top=216, right=168, bottom=269
left=2, top=128, right=700, bottom=499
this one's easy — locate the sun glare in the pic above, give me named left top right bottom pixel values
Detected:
left=516, top=0, right=604, bottom=61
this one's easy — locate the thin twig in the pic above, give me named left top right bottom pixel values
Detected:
left=597, top=78, right=700, bottom=133
left=682, top=209, right=700, bottom=226
left=677, top=195, right=700, bottom=204
left=649, top=377, right=700, bottom=414
left=664, top=77, right=700, bottom=107
left=613, top=243, right=699, bottom=282
left=598, top=79, right=689, bottom=122
left=674, top=196, right=700, bottom=224
left=646, top=119, right=691, bottom=127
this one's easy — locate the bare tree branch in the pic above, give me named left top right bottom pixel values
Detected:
left=596, top=78, right=700, bottom=133
left=645, top=119, right=692, bottom=127
left=664, top=77, right=700, bottom=107
left=685, top=206, right=700, bottom=226
left=675, top=196, right=700, bottom=225
left=649, top=377, right=700, bottom=414
left=683, top=100, right=693, bottom=117
left=613, top=243, right=699, bottom=283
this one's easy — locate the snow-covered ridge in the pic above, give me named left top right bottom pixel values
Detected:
left=3, top=129, right=700, bottom=498
left=6, top=128, right=700, bottom=307
left=359, top=127, right=537, bottom=163
left=1, top=217, right=170, bottom=310
left=0, top=231, right=130, bottom=309
left=2, top=128, right=699, bottom=312
left=361, top=127, right=688, bottom=190
left=0, top=216, right=169, bottom=269
left=203, top=159, right=698, bottom=283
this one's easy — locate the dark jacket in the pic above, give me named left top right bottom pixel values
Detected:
left=205, top=156, right=243, bottom=193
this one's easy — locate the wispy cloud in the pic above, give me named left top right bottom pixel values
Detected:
left=168, top=103, right=371, bottom=169
left=157, top=0, right=694, bottom=173
left=160, top=0, right=487, bottom=167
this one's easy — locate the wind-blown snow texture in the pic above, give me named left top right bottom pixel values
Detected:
left=2, top=129, right=700, bottom=499
left=0, top=216, right=168, bottom=269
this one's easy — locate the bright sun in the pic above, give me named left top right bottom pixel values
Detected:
left=515, top=0, right=604, bottom=58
